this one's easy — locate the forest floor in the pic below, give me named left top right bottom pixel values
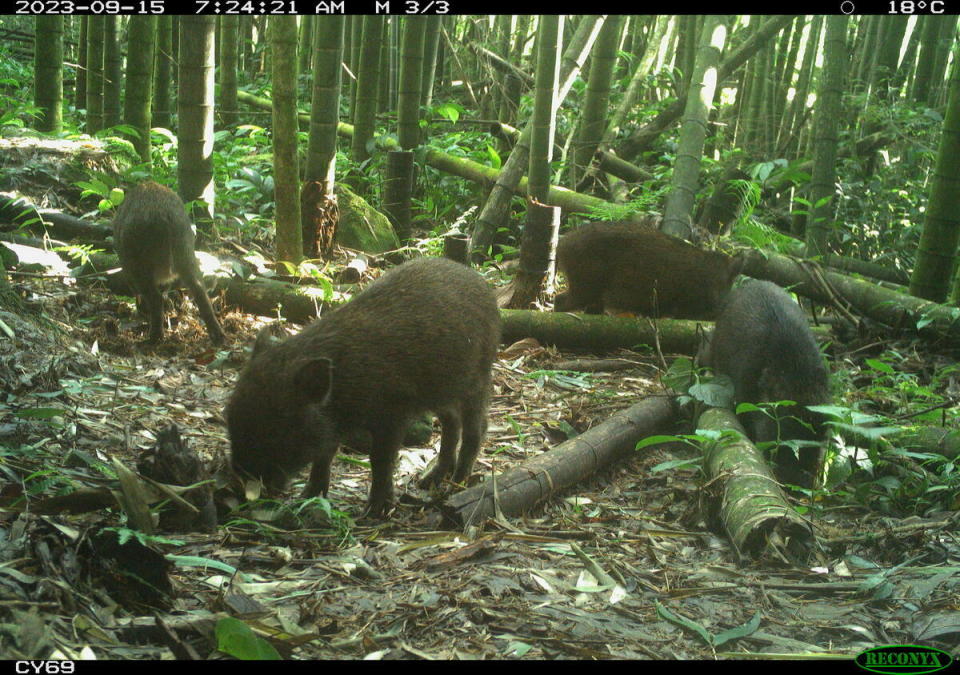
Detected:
left=2, top=258, right=959, bottom=662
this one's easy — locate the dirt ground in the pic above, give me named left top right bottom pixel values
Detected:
left=1, top=263, right=959, bottom=661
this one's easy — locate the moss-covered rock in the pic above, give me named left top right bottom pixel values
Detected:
left=334, top=184, right=400, bottom=253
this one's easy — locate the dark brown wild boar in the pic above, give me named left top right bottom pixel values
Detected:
left=706, top=280, right=831, bottom=488
left=226, top=257, right=500, bottom=518
left=553, top=222, right=742, bottom=319
left=113, top=181, right=225, bottom=344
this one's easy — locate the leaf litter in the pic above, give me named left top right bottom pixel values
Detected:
left=0, top=255, right=958, bottom=661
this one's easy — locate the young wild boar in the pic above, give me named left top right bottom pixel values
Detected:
left=553, top=222, right=743, bottom=319
left=707, top=280, right=831, bottom=488
left=226, top=257, right=500, bottom=518
left=113, top=181, right=225, bottom=344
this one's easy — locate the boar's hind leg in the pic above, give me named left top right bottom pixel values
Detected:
left=131, top=274, right=165, bottom=342
left=451, top=390, right=489, bottom=484
left=419, top=410, right=461, bottom=488
left=366, top=423, right=405, bottom=517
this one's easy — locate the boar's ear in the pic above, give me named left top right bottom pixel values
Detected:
left=294, top=357, right=333, bottom=404
left=252, top=325, right=281, bottom=357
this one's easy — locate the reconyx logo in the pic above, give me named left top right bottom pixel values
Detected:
left=856, top=645, right=953, bottom=675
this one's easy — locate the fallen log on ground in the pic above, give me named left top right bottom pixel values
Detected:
left=840, top=424, right=960, bottom=462
left=0, top=196, right=112, bottom=242
left=501, top=309, right=703, bottom=355
left=75, top=250, right=244, bottom=297
left=223, top=275, right=334, bottom=322
left=780, top=240, right=910, bottom=286
left=82, top=257, right=714, bottom=352
left=743, top=249, right=960, bottom=344
left=72, top=249, right=855, bottom=357
left=698, top=407, right=814, bottom=564
left=781, top=238, right=910, bottom=286
left=821, top=254, right=908, bottom=286
left=36, top=210, right=113, bottom=242
left=440, top=395, right=677, bottom=527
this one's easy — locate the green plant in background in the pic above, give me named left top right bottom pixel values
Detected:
left=733, top=219, right=802, bottom=254
left=585, top=188, right=666, bottom=224
left=821, top=355, right=960, bottom=515
left=76, top=177, right=125, bottom=212
left=861, top=355, right=959, bottom=426
left=0, top=41, right=40, bottom=129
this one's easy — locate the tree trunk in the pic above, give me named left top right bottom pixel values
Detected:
left=470, top=16, right=604, bottom=258
left=303, top=16, right=345, bottom=258
left=911, top=43, right=960, bottom=303
left=890, top=16, right=923, bottom=97
left=103, top=16, right=121, bottom=128
left=912, top=15, right=942, bottom=104
left=234, top=88, right=633, bottom=220
left=509, top=16, right=561, bottom=309
left=383, top=151, right=414, bottom=242
left=123, top=16, right=157, bottom=163
left=219, top=15, right=239, bottom=127
left=177, top=16, right=217, bottom=224
left=351, top=16, right=384, bottom=167
left=153, top=15, right=173, bottom=130
left=620, top=15, right=794, bottom=162
left=241, top=16, right=255, bottom=77
left=578, top=17, right=668, bottom=191
left=298, top=16, right=314, bottom=74
left=34, top=16, right=63, bottom=133
left=873, top=16, right=909, bottom=101
left=570, top=15, right=621, bottom=190
left=773, top=17, right=803, bottom=153
left=506, top=204, right=560, bottom=309
left=853, top=16, right=881, bottom=98
left=780, top=16, right=822, bottom=159
left=806, top=16, right=848, bottom=257
left=75, top=16, right=87, bottom=111
left=376, top=18, right=390, bottom=114
left=661, top=16, right=726, bottom=240
left=85, top=16, right=104, bottom=133
left=926, top=16, right=958, bottom=107
left=344, top=16, right=357, bottom=118
left=420, top=15, right=442, bottom=111
left=271, top=16, right=302, bottom=263
left=397, top=16, right=427, bottom=150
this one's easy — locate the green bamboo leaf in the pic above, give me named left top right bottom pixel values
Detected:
left=714, top=611, right=762, bottom=647
left=216, top=617, right=281, bottom=660
left=655, top=600, right=713, bottom=646
left=636, top=435, right=682, bottom=450
left=166, top=555, right=247, bottom=581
